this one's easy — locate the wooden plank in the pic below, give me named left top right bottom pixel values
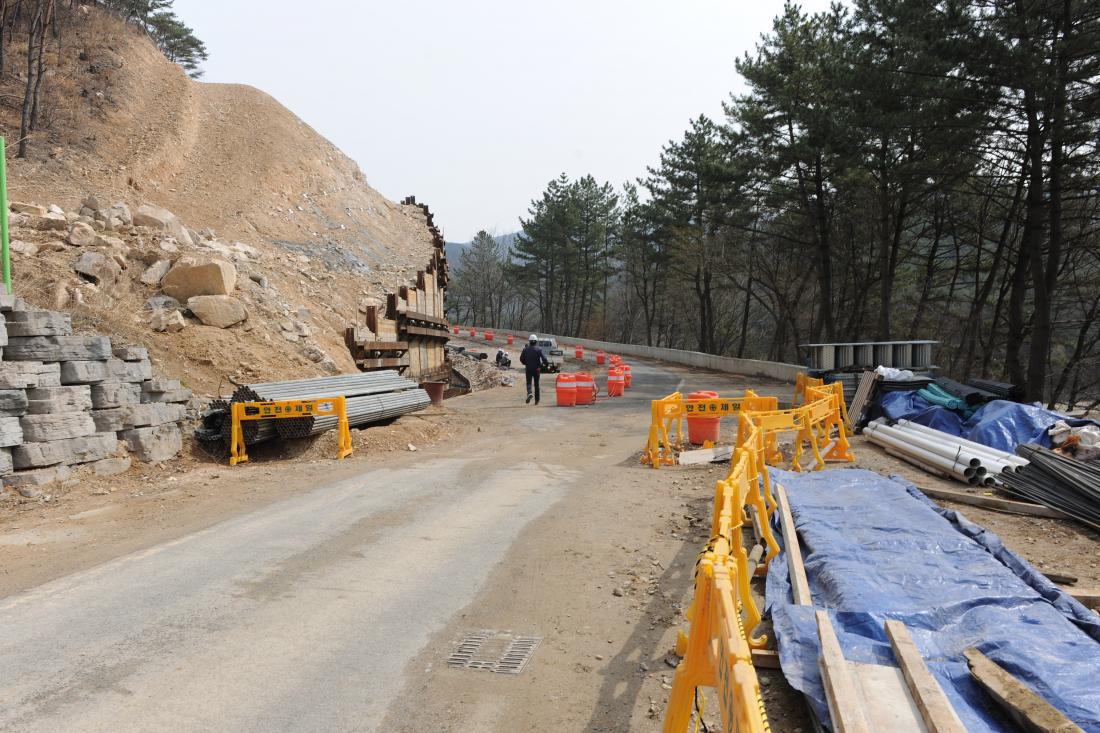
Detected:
left=751, top=648, right=781, bottom=669
left=850, top=662, right=927, bottom=733
left=1044, top=570, right=1078, bottom=585
left=918, top=486, right=1073, bottom=520
left=1059, top=587, right=1100, bottom=610
left=816, top=611, right=872, bottom=733
left=964, top=648, right=1085, bottom=733
left=777, top=483, right=812, bottom=605
left=885, top=621, right=966, bottom=733
left=848, top=371, right=879, bottom=431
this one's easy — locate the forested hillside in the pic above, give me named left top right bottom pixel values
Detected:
left=449, top=0, right=1100, bottom=408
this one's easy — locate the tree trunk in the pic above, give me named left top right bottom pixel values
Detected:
left=16, top=4, right=39, bottom=158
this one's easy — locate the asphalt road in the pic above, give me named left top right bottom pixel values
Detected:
left=0, top=360, right=685, bottom=732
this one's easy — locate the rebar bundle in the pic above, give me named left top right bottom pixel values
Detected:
left=999, top=444, right=1100, bottom=530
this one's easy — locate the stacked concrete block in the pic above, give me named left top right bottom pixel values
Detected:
left=0, top=300, right=192, bottom=492
left=140, top=377, right=192, bottom=404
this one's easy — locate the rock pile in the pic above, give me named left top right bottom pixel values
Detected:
left=0, top=296, right=191, bottom=492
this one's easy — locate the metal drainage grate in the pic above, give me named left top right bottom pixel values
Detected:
left=447, top=630, right=542, bottom=675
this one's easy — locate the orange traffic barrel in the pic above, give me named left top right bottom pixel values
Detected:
left=687, top=390, right=721, bottom=444
left=507, top=334, right=514, bottom=345
left=607, top=367, right=625, bottom=397
left=453, top=326, right=459, bottom=335
left=469, top=328, right=475, bottom=338
left=574, top=372, right=596, bottom=405
left=575, top=345, right=584, bottom=359
left=556, top=373, right=577, bottom=407
left=622, top=364, right=633, bottom=389
left=610, top=354, right=622, bottom=366
left=596, top=350, right=606, bottom=365
left=486, top=331, right=494, bottom=341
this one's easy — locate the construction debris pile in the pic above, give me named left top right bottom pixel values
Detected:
left=449, top=350, right=511, bottom=391
left=0, top=296, right=191, bottom=494
left=195, top=371, right=430, bottom=457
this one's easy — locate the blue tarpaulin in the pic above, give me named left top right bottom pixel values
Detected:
left=766, top=468, right=1100, bottom=732
left=877, top=391, right=1095, bottom=452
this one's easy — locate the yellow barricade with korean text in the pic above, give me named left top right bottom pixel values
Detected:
left=230, top=397, right=353, bottom=466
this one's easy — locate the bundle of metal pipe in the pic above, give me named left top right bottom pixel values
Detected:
left=864, top=418, right=1027, bottom=486
left=998, top=445, right=1100, bottom=530
left=231, top=371, right=417, bottom=402
left=232, top=371, right=419, bottom=441
left=275, top=389, right=431, bottom=438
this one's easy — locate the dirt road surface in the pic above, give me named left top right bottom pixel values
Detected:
left=0, top=359, right=788, bottom=732
left=2, top=351, right=1096, bottom=732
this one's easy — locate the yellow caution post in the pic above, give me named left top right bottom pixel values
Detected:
left=230, top=397, right=353, bottom=466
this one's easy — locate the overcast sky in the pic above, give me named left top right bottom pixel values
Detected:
left=174, top=1, right=834, bottom=242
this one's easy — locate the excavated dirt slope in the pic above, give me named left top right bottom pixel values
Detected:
left=1, top=10, right=437, bottom=395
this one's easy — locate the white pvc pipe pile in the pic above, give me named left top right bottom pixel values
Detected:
left=864, top=418, right=1028, bottom=486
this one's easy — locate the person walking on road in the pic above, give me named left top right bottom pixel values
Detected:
left=519, top=334, right=550, bottom=405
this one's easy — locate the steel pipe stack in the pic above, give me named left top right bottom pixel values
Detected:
left=865, top=418, right=1027, bottom=485
left=286, top=390, right=432, bottom=437
left=236, top=372, right=419, bottom=440
left=999, top=444, right=1100, bottom=529
left=194, top=371, right=430, bottom=451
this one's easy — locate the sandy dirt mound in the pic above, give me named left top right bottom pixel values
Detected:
left=1, top=10, right=439, bottom=396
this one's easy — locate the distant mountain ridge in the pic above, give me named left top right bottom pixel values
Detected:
left=446, top=232, right=519, bottom=271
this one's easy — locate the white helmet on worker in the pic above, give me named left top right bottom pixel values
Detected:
left=529, top=334, right=538, bottom=342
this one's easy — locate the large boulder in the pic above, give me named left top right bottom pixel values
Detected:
left=10, top=201, right=47, bottom=215
left=67, top=221, right=97, bottom=246
left=187, top=295, right=247, bottom=328
left=132, top=204, right=193, bottom=246
left=161, top=257, right=236, bottom=300
left=119, top=423, right=182, bottom=462
left=74, top=251, right=122, bottom=288
left=33, top=212, right=69, bottom=231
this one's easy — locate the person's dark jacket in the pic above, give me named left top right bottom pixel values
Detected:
left=519, top=343, right=549, bottom=374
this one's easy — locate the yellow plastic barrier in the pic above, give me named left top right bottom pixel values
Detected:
left=642, top=391, right=776, bottom=468
left=230, top=397, right=353, bottom=466
left=658, top=374, right=855, bottom=732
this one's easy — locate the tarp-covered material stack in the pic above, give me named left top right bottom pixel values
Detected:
left=878, top=391, right=1098, bottom=452
left=766, top=468, right=1100, bottom=732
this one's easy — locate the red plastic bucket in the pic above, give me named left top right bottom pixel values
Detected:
left=686, top=390, right=720, bottom=444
